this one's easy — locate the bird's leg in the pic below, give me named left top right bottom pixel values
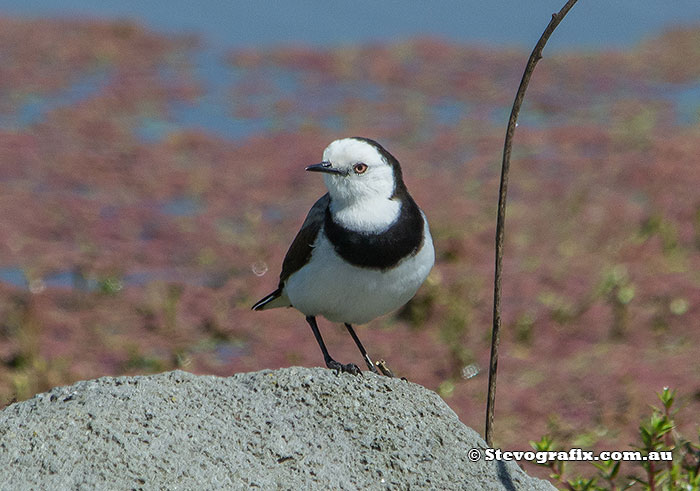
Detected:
left=305, top=316, right=360, bottom=375
left=344, top=323, right=380, bottom=375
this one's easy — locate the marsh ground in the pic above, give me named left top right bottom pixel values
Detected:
left=0, top=17, right=698, bottom=482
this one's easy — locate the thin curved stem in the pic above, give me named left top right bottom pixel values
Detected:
left=485, top=0, right=580, bottom=447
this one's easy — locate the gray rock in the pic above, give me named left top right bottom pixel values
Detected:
left=0, top=367, right=554, bottom=490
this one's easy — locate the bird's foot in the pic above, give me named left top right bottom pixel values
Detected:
left=327, top=359, right=362, bottom=376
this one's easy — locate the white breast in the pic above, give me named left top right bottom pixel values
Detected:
left=284, top=213, right=435, bottom=325
left=330, top=196, right=401, bottom=233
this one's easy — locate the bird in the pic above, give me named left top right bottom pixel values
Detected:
left=252, top=137, right=434, bottom=375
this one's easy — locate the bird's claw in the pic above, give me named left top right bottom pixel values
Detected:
left=327, top=360, right=362, bottom=376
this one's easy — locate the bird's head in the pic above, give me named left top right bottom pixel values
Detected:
left=306, top=137, right=404, bottom=206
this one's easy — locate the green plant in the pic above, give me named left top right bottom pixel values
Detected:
left=531, top=388, right=700, bottom=490
left=597, top=265, right=636, bottom=340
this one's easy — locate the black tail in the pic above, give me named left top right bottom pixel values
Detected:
left=251, top=288, right=282, bottom=311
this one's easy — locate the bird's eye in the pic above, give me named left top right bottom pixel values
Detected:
left=353, top=163, right=368, bottom=174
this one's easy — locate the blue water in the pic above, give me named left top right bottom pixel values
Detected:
left=0, top=267, right=98, bottom=290
left=0, top=68, right=111, bottom=130
left=0, top=266, right=212, bottom=290
left=159, top=196, right=203, bottom=217
left=663, top=82, right=700, bottom=125
left=2, top=2, right=699, bottom=138
left=2, top=1, right=700, bottom=51
left=0, top=267, right=26, bottom=288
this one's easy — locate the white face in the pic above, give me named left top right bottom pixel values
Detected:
left=320, top=138, right=396, bottom=205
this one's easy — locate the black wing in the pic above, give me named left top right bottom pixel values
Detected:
left=278, top=193, right=329, bottom=287
left=251, top=194, right=329, bottom=311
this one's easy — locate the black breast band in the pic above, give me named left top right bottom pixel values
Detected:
left=323, top=198, right=424, bottom=270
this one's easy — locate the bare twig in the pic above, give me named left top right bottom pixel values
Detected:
left=485, top=0, right=579, bottom=447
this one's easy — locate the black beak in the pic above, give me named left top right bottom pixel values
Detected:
left=305, top=161, right=346, bottom=176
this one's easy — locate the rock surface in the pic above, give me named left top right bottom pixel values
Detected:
left=0, top=367, right=554, bottom=490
